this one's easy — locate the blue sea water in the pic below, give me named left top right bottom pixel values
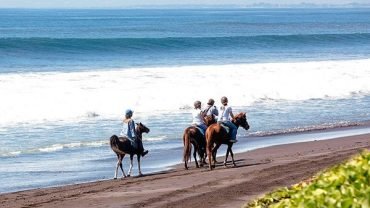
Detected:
left=1, top=8, right=370, bottom=72
left=0, top=8, right=370, bottom=193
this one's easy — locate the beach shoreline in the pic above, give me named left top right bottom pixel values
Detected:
left=1, top=133, right=369, bottom=208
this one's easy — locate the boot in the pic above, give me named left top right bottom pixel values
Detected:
left=141, top=150, right=149, bottom=157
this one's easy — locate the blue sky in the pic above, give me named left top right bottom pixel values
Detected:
left=0, top=0, right=369, bottom=8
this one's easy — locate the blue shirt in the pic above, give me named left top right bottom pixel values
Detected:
left=120, top=119, right=136, bottom=139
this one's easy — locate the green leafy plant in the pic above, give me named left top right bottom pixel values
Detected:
left=245, top=150, right=370, bottom=208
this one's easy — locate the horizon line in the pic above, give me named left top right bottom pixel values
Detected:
left=1, top=3, right=370, bottom=10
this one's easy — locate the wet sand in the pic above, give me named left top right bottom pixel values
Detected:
left=1, top=133, right=369, bottom=208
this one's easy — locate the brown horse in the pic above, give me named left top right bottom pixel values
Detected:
left=110, top=122, right=149, bottom=179
left=183, top=115, right=216, bottom=169
left=205, top=112, right=249, bottom=170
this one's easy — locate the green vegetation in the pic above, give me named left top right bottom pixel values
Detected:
left=245, top=150, right=370, bottom=208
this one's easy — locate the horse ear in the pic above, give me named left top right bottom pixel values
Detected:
left=139, top=122, right=142, bottom=125
left=135, top=123, right=138, bottom=126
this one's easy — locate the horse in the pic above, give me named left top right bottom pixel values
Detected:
left=205, top=112, right=249, bottom=170
left=110, top=122, right=149, bottom=179
left=182, top=115, right=216, bottom=169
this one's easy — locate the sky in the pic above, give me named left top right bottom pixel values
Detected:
left=0, top=0, right=369, bottom=8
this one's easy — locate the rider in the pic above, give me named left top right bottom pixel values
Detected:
left=120, top=109, right=149, bottom=157
left=217, top=96, right=237, bottom=143
left=191, top=100, right=207, bottom=135
left=204, top=98, right=219, bottom=117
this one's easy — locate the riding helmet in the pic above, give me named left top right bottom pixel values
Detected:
left=207, top=98, right=215, bottom=105
left=194, top=100, right=201, bottom=108
left=125, top=109, right=133, bottom=117
left=221, top=96, right=228, bottom=104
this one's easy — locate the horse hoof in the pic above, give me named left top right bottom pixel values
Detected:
left=113, top=177, right=117, bottom=180
left=127, top=175, right=131, bottom=177
left=138, top=173, right=143, bottom=177
left=223, top=162, right=227, bottom=167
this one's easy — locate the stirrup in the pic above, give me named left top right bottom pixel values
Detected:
left=229, top=139, right=238, bottom=143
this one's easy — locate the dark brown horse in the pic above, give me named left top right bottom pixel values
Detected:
left=205, top=112, right=249, bottom=170
left=110, top=122, right=149, bottom=179
left=183, top=115, right=216, bottom=169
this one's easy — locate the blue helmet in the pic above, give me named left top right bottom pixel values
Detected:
left=125, top=109, right=133, bottom=117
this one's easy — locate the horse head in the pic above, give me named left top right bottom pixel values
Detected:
left=136, top=122, right=150, bottom=134
left=233, top=112, right=250, bottom=130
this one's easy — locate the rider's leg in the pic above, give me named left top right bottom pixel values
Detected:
left=137, top=139, right=148, bottom=157
left=199, top=123, right=207, bottom=134
left=224, top=121, right=237, bottom=142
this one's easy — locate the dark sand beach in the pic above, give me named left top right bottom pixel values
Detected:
left=1, top=133, right=369, bottom=208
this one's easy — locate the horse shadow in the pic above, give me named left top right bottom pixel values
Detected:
left=207, top=158, right=271, bottom=169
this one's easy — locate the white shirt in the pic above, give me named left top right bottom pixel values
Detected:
left=217, top=106, right=232, bottom=122
left=205, top=105, right=219, bottom=116
left=191, top=109, right=205, bottom=125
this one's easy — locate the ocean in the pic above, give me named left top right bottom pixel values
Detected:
left=0, top=8, right=370, bottom=193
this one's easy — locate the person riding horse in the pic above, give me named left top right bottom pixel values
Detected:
left=191, top=101, right=207, bottom=136
left=120, top=109, right=148, bottom=157
left=217, top=96, right=237, bottom=143
left=182, top=100, right=214, bottom=169
left=204, top=98, right=218, bottom=118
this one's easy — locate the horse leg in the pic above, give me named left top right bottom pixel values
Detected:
left=211, top=143, right=222, bottom=168
left=184, top=160, right=188, bottom=170
left=119, top=154, right=126, bottom=178
left=199, top=148, right=205, bottom=167
left=229, top=145, right=236, bottom=167
left=114, top=154, right=126, bottom=179
left=137, top=155, right=143, bottom=176
left=193, top=144, right=199, bottom=168
left=127, top=154, right=134, bottom=177
left=224, top=146, right=230, bottom=167
left=207, top=143, right=213, bottom=170
left=212, top=149, right=217, bottom=163
left=114, top=154, right=120, bottom=179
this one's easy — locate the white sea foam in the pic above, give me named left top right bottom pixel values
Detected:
left=249, top=121, right=363, bottom=137
left=143, top=136, right=167, bottom=142
left=0, top=59, right=370, bottom=124
left=0, top=140, right=109, bottom=157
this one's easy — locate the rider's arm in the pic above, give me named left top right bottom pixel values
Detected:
left=229, top=107, right=235, bottom=119
left=129, top=119, right=136, bottom=138
left=200, top=110, right=207, bottom=123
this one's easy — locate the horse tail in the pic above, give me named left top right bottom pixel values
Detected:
left=110, top=135, right=126, bottom=155
left=183, top=129, right=192, bottom=163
